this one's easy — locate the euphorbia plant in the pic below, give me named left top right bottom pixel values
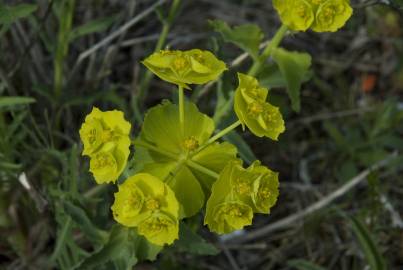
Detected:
left=79, top=0, right=353, bottom=262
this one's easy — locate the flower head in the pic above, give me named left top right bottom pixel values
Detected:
left=234, top=73, right=285, bottom=140
left=111, top=173, right=179, bottom=246
left=79, top=107, right=131, bottom=156
left=273, top=0, right=353, bottom=32
left=142, top=49, right=227, bottom=88
left=311, top=0, right=353, bottom=32
left=80, top=107, right=131, bottom=184
left=137, top=213, right=179, bottom=246
left=208, top=201, right=253, bottom=234
left=204, top=160, right=279, bottom=234
left=273, top=0, right=315, bottom=31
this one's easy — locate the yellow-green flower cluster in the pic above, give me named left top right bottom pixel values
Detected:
left=273, top=0, right=353, bottom=32
left=234, top=73, right=285, bottom=140
left=111, top=173, right=180, bottom=246
left=79, top=107, right=131, bottom=184
left=204, top=160, right=279, bottom=234
left=142, top=49, right=227, bottom=89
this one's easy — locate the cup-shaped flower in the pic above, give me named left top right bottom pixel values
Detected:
left=205, top=160, right=279, bottom=234
left=234, top=73, right=285, bottom=140
left=79, top=107, right=131, bottom=156
left=204, top=160, right=252, bottom=234
left=89, top=142, right=129, bottom=184
left=137, top=213, right=179, bottom=246
left=311, top=0, right=353, bottom=32
left=111, top=173, right=179, bottom=246
left=207, top=201, right=253, bottom=234
left=80, top=107, right=131, bottom=184
left=248, top=161, right=280, bottom=213
left=273, top=0, right=352, bottom=33
left=142, top=49, right=227, bottom=89
left=273, top=0, right=315, bottom=31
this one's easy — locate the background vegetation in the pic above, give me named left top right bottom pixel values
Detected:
left=0, top=0, right=402, bottom=269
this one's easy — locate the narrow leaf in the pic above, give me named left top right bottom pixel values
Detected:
left=287, top=259, right=327, bottom=270
left=349, top=216, right=387, bottom=270
left=69, top=15, right=119, bottom=41
left=0, top=4, right=37, bottom=24
left=0, top=97, right=36, bottom=109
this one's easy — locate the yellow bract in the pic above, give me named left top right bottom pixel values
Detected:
left=111, top=173, right=180, bottom=246
left=204, top=160, right=279, bottom=234
left=79, top=107, right=131, bottom=184
left=142, top=49, right=227, bottom=89
left=234, top=73, right=285, bottom=140
left=273, top=0, right=353, bottom=32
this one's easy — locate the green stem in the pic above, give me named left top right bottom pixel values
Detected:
left=178, top=85, right=185, bottom=135
left=50, top=217, right=72, bottom=262
left=186, top=160, right=219, bottom=179
left=134, top=140, right=178, bottom=160
left=206, top=120, right=241, bottom=146
left=133, top=0, right=181, bottom=123
left=54, top=0, right=76, bottom=98
left=248, top=24, right=288, bottom=77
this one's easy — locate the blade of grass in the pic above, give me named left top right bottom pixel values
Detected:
left=54, top=0, right=75, bottom=98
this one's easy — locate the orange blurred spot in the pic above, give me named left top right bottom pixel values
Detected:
left=361, top=74, right=377, bottom=93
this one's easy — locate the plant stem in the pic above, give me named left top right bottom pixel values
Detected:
left=248, top=24, right=288, bottom=77
left=178, top=85, right=185, bottom=135
left=186, top=160, right=219, bottom=179
left=206, top=120, right=241, bottom=146
left=133, top=0, right=181, bottom=123
left=54, top=0, right=75, bottom=98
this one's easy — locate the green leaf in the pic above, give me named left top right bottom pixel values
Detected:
left=258, top=62, right=312, bottom=89
left=69, top=15, right=119, bottom=41
left=210, top=20, right=263, bottom=59
left=0, top=4, right=37, bottom=24
left=76, top=225, right=162, bottom=270
left=287, top=259, right=327, bottom=270
left=0, top=96, right=36, bottom=109
left=175, top=222, right=219, bottom=256
left=63, top=201, right=107, bottom=245
left=272, top=48, right=312, bottom=112
left=349, top=216, right=387, bottom=270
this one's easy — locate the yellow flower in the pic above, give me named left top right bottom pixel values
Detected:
left=79, top=107, right=131, bottom=156
left=111, top=173, right=179, bottom=246
left=273, top=0, right=315, bottom=31
left=80, top=107, right=131, bottom=184
left=234, top=73, right=285, bottom=140
left=273, top=0, right=353, bottom=33
left=137, top=213, right=179, bottom=246
left=208, top=201, right=253, bottom=234
left=142, top=49, right=227, bottom=88
left=249, top=161, right=280, bottom=213
left=204, top=160, right=280, bottom=234
left=311, top=0, right=353, bottom=32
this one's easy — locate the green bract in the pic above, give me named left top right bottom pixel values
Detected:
left=273, top=0, right=353, bottom=32
left=234, top=73, right=285, bottom=140
left=134, top=101, right=237, bottom=218
left=142, top=49, right=227, bottom=89
left=111, top=173, right=179, bottom=246
left=79, top=107, right=131, bottom=184
left=205, top=160, right=279, bottom=234
left=311, top=0, right=353, bottom=32
left=273, top=0, right=314, bottom=32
